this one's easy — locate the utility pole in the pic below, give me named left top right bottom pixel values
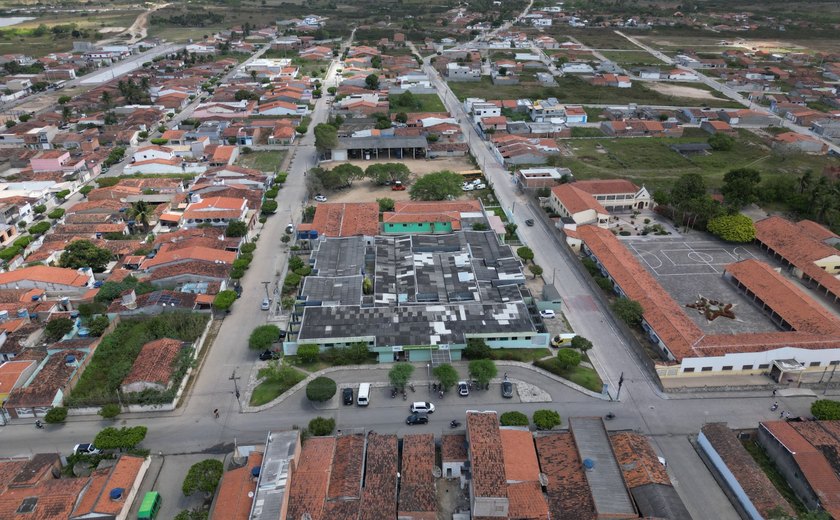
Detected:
left=825, top=364, right=837, bottom=395
left=615, top=372, right=625, bottom=401
left=230, top=368, right=242, bottom=411
left=262, top=281, right=271, bottom=300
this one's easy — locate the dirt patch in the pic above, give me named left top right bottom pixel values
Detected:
left=436, top=477, right=469, bottom=520
left=322, top=156, right=475, bottom=176
left=98, top=27, right=126, bottom=33
left=647, top=82, right=723, bottom=100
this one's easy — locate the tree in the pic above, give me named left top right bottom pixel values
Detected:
left=93, top=426, right=148, bottom=451
left=500, top=411, right=529, bottom=426
left=314, top=123, right=338, bottom=153
left=127, top=200, right=153, bottom=233
left=721, top=168, right=761, bottom=209
left=433, top=363, right=459, bottom=391
left=707, top=213, right=755, bottom=242
left=389, top=362, right=415, bottom=390
left=516, top=246, right=534, bottom=263
left=47, top=208, right=65, bottom=220
left=33, top=204, right=47, bottom=214
left=57, top=95, right=71, bottom=104
left=45, top=317, right=74, bottom=341
left=306, top=377, right=337, bottom=402
left=533, top=409, right=561, bottom=430
left=365, top=163, right=411, bottom=185
left=708, top=132, right=735, bottom=151
left=377, top=198, right=395, bottom=212
left=365, top=73, right=380, bottom=90
left=174, top=508, right=208, bottom=520
left=395, top=112, right=408, bottom=123
left=87, top=315, right=110, bottom=337
left=570, top=335, right=593, bottom=352
left=80, top=185, right=94, bottom=197
left=59, top=240, right=112, bottom=272
left=30, top=221, right=51, bottom=236
left=811, top=399, right=840, bottom=420
left=249, top=325, right=280, bottom=351
left=308, top=416, right=335, bottom=436
left=182, top=459, right=224, bottom=497
left=212, top=290, right=237, bottom=311
left=409, top=170, right=463, bottom=201
left=62, top=105, right=73, bottom=122
left=464, top=338, right=491, bottom=359
left=612, top=298, right=644, bottom=326
left=528, top=264, right=543, bottom=279
left=261, top=200, right=278, bottom=214
left=225, top=220, right=248, bottom=237
left=44, top=407, right=68, bottom=423
left=99, top=403, right=121, bottom=419
left=296, top=344, right=320, bottom=364
left=234, top=89, right=258, bottom=101
left=56, top=189, right=70, bottom=201
left=670, top=173, right=707, bottom=208
left=556, top=348, right=581, bottom=370
left=469, top=359, right=498, bottom=387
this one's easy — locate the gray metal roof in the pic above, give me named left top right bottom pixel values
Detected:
left=569, top=417, right=636, bottom=517
left=250, top=430, right=300, bottom=520
left=310, top=236, right=366, bottom=277
left=336, top=136, right=429, bottom=150
left=631, top=483, right=692, bottom=520
left=301, top=275, right=363, bottom=306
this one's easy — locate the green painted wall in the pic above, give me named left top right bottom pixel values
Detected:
left=383, top=221, right=454, bottom=234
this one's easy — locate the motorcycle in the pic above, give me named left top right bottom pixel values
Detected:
left=35, top=420, right=44, bottom=429
left=409, top=383, right=415, bottom=393
left=605, top=412, right=615, bottom=420
left=402, top=390, right=407, bottom=401
left=770, top=402, right=779, bottom=412
left=450, top=420, right=461, bottom=429
left=391, top=387, right=397, bottom=398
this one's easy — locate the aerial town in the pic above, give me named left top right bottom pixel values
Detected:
left=0, top=0, right=839, bottom=518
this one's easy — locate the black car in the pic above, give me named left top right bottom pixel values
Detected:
left=501, top=381, right=513, bottom=398
left=342, top=388, right=353, bottom=405
left=259, top=350, right=280, bottom=361
left=406, top=413, right=429, bottom=425
left=525, top=219, right=535, bottom=226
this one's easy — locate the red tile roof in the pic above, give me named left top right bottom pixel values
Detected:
left=798, top=220, right=839, bottom=241
left=500, top=429, right=542, bottom=483
left=71, top=455, right=147, bottom=517
left=327, top=434, right=365, bottom=500
left=725, top=259, right=840, bottom=336
left=211, top=451, right=263, bottom=520
left=0, top=474, right=88, bottom=520
left=609, top=432, right=670, bottom=489
left=398, top=434, right=436, bottom=516
left=441, top=433, right=468, bottom=461
left=467, top=411, right=507, bottom=499
left=4, top=349, right=89, bottom=409
left=121, top=338, right=183, bottom=387
left=359, top=433, right=398, bottom=520
left=286, top=437, right=336, bottom=520
left=147, top=261, right=231, bottom=283
left=551, top=184, right=609, bottom=215
left=143, top=246, right=236, bottom=270
left=0, top=266, right=91, bottom=288
left=310, top=202, right=380, bottom=237
left=572, top=179, right=639, bottom=195
left=535, top=433, right=596, bottom=520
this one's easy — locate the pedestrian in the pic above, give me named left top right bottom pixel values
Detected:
left=504, top=372, right=508, bottom=379
left=213, top=408, right=219, bottom=419
left=772, top=389, right=777, bottom=397
left=780, top=410, right=785, bottom=419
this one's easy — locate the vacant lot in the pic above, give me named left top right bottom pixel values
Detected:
left=600, top=50, right=665, bottom=66
left=389, top=93, right=446, bottom=113
left=237, top=150, right=286, bottom=172
left=448, top=75, right=740, bottom=108
left=559, top=130, right=839, bottom=190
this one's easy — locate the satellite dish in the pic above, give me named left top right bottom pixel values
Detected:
left=432, top=466, right=442, bottom=478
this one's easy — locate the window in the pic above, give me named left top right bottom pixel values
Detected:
left=758, top=364, right=770, bottom=369
left=810, top=362, right=821, bottom=367
left=722, top=366, right=733, bottom=371
left=742, top=365, right=753, bottom=370
left=701, top=367, right=713, bottom=372
left=683, top=367, right=695, bottom=373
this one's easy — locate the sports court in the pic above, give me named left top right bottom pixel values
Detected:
left=624, top=236, right=782, bottom=334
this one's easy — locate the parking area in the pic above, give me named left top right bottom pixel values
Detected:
left=624, top=236, right=785, bottom=334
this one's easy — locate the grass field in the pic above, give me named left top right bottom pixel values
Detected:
left=558, top=129, right=839, bottom=191
left=249, top=366, right=306, bottom=406
left=534, top=356, right=604, bottom=393
left=390, top=93, right=446, bottom=113
left=600, top=50, right=665, bottom=66
left=448, top=75, right=740, bottom=108
left=237, top=151, right=286, bottom=172
left=490, top=348, right=552, bottom=363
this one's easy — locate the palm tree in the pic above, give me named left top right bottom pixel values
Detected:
left=250, top=70, right=258, bottom=82
left=798, top=169, right=813, bottom=194
left=127, top=200, right=153, bottom=233
left=100, top=90, right=112, bottom=109
left=61, top=105, right=72, bottom=123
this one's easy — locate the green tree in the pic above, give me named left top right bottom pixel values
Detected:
left=98, top=403, right=121, bottom=419
left=533, top=409, right=561, bottom=430
left=296, top=344, right=320, bottom=364
left=389, top=362, right=415, bottom=390
left=721, top=168, right=761, bottom=209
left=33, top=204, right=47, bottom=214
left=556, top=348, right=581, bottom=369
left=365, top=73, right=380, bottom=90
left=433, top=363, right=459, bottom=391
left=395, top=112, right=408, bottom=123
left=212, top=290, right=237, bottom=311
left=174, top=508, right=208, bottom=520
left=225, top=220, right=248, bottom=237
left=612, top=298, right=644, bottom=326
left=314, top=123, right=338, bottom=154
left=570, top=335, right=593, bottom=352
left=528, top=264, right=543, bottom=279
left=127, top=200, right=153, bottom=233
left=500, top=411, right=529, bottom=426
left=249, top=325, right=280, bottom=351
left=670, top=173, right=707, bottom=208
left=306, top=377, right=337, bottom=402
left=707, top=213, right=755, bottom=242
left=182, top=459, right=224, bottom=497
left=45, top=317, right=74, bottom=341
left=516, top=246, right=534, bottom=263
left=468, top=359, right=498, bottom=387
left=261, top=200, right=278, bottom=214
left=87, top=315, right=110, bottom=337
left=409, top=170, right=463, bottom=201
left=365, top=162, right=411, bottom=185
left=464, top=338, right=491, bottom=359
left=56, top=189, right=70, bottom=201
left=79, top=185, right=94, bottom=197
left=57, top=95, right=71, bottom=104
left=308, top=416, right=335, bottom=436
left=93, top=426, right=148, bottom=451
left=44, top=407, right=68, bottom=423
left=59, top=240, right=112, bottom=272
left=377, top=197, right=395, bottom=212
left=811, top=399, right=840, bottom=420
left=47, top=208, right=65, bottom=220
left=708, top=132, right=734, bottom=151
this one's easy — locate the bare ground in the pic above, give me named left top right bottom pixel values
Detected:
left=647, top=82, right=724, bottom=100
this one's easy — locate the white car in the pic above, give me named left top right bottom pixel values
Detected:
left=314, top=194, right=328, bottom=202
left=461, top=184, right=474, bottom=191
left=458, top=381, right=470, bottom=396
left=261, top=298, right=271, bottom=311
left=473, top=183, right=487, bottom=190
left=410, top=401, right=435, bottom=414
left=73, top=443, right=101, bottom=456
left=540, top=309, right=556, bottom=319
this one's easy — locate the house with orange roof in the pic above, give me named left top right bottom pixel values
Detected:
left=120, top=338, right=185, bottom=393
left=142, top=246, right=236, bottom=271
left=382, top=200, right=484, bottom=234
left=182, top=195, right=249, bottom=229
left=549, top=184, right=610, bottom=228
left=0, top=359, right=37, bottom=404
left=500, top=428, right=550, bottom=519
left=398, top=434, right=436, bottom=518
left=701, top=119, right=735, bottom=135
left=210, top=145, right=239, bottom=166
left=0, top=266, right=94, bottom=296
left=298, top=202, right=380, bottom=238
left=771, top=131, right=827, bottom=154
left=209, top=451, right=264, bottom=520
left=69, top=455, right=150, bottom=520
left=0, top=454, right=89, bottom=519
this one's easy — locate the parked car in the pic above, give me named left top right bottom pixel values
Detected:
left=461, top=184, right=474, bottom=191
left=285, top=223, right=294, bottom=234
left=314, top=194, right=328, bottom=202
left=410, top=401, right=435, bottom=414
left=473, top=183, right=487, bottom=190
left=342, top=388, right=353, bottom=405
left=259, top=350, right=280, bottom=361
left=406, top=413, right=429, bottom=425
left=73, top=443, right=101, bottom=456
left=525, top=219, right=535, bottom=226
left=458, top=381, right=469, bottom=396
left=501, top=381, right=513, bottom=398
left=539, top=309, right=556, bottom=319
left=261, top=298, right=271, bottom=311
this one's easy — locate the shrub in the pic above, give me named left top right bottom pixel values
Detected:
left=306, top=377, right=337, bottom=402
left=94, top=425, right=148, bottom=451
left=308, top=416, right=336, bottom=436
left=48, top=208, right=65, bottom=220
left=570, top=335, right=593, bottom=352
left=288, top=256, right=305, bottom=271
left=87, top=315, right=111, bottom=337
left=464, top=338, right=492, bottom=359
left=249, top=325, right=280, bottom=351
left=581, top=257, right=600, bottom=277
left=612, top=298, right=644, bottom=326
left=45, top=317, right=74, bottom=341
left=556, top=348, right=581, bottom=369
left=707, top=213, right=755, bottom=243
left=150, top=138, right=168, bottom=145
left=812, top=399, right=840, bottom=420
left=293, top=266, right=312, bottom=277
left=533, top=409, right=561, bottom=430
left=212, top=290, right=237, bottom=311
left=261, top=200, right=278, bottom=214
left=98, top=403, right=121, bottom=419
left=500, top=411, right=529, bottom=426
left=297, top=344, right=320, bottom=364
left=44, top=407, right=68, bottom=423
left=232, top=258, right=251, bottom=271
left=29, top=221, right=51, bottom=236
left=594, top=276, right=614, bottom=292
left=240, top=243, right=256, bottom=254
left=284, top=273, right=302, bottom=289
left=182, top=459, right=224, bottom=497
